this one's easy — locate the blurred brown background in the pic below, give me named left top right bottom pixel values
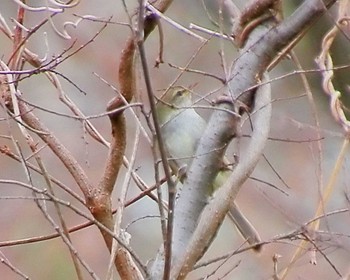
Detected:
left=0, top=1, right=350, bottom=279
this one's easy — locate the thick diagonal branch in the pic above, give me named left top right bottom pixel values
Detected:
left=169, top=0, right=337, bottom=278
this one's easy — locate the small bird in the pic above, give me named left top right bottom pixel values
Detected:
left=156, top=86, right=262, bottom=251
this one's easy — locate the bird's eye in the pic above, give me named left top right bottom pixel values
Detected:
left=175, top=89, right=185, bottom=97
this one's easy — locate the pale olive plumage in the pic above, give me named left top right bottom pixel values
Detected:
left=156, top=86, right=261, bottom=251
